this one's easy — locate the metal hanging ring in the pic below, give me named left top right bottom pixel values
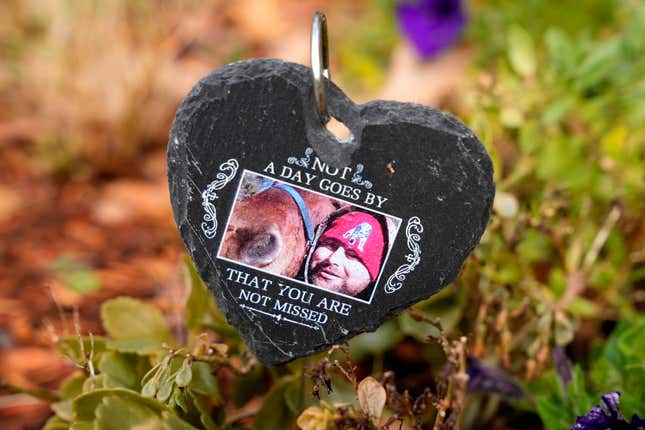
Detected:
left=310, top=11, right=330, bottom=121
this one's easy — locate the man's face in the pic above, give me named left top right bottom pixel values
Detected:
left=309, top=237, right=371, bottom=296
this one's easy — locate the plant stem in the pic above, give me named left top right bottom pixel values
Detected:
left=226, top=405, right=260, bottom=425
left=299, top=357, right=309, bottom=412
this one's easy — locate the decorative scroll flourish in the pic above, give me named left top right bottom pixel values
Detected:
left=288, top=147, right=373, bottom=190
left=287, top=147, right=314, bottom=167
left=384, top=216, right=423, bottom=294
left=201, top=159, right=239, bottom=239
left=351, top=163, right=373, bottom=189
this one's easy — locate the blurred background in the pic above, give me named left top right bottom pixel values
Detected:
left=0, top=0, right=643, bottom=429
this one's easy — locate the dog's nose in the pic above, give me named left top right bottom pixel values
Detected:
left=239, top=225, right=282, bottom=267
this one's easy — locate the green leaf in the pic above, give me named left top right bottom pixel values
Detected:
left=535, top=395, right=572, bottom=430
left=94, top=395, right=163, bottom=430
left=566, top=367, right=593, bottom=416
left=508, top=25, right=536, bottom=77
left=70, top=389, right=177, bottom=429
left=283, top=376, right=302, bottom=415
left=52, top=399, right=74, bottom=422
left=183, top=256, right=240, bottom=341
left=188, top=391, right=219, bottom=430
left=190, top=361, right=222, bottom=404
left=574, top=38, right=621, bottom=92
left=173, top=388, right=189, bottom=413
left=349, top=320, right=403, bottom=360
left=549, top=268, right=567, bottom=298
left=397, top=288, right=466, bottom=342
left=542, top=96, right=576, bottom=125
left=142, top=378, right=158, bottom=398
left=398, top=311, right=440, bottom=342
left=81, top=374, right=106, bottom=392
left=590, top=317, right=645, bottom=418
left=72, top=388, right=169, bottom=422
left=59, top=373, right=86, bottom=399
left=156, top=378, right=174, bottom=402
left=56, top=336, right=107, bottom=369
left=142, top=354, right=175, bottom=399
left=535, top=136, right=601, bottom=193
left=175, top=359, right=193, bottom=388
left=554, top=313, right=575, bottom=346
left=184, top=256, right=218, bottom=331
left=527, top=363, right=595, bottom=430
left=101, top=297, right=172, bottom=341
left=98, top=351, right=144, bottom=390
left=566, top=297, right=599, bottom=317
left=545, top=28, right=576, bottom=76
left=51, top=256, right=101, bottom=295
left=106, top=338, right=170, bottom=355
left=162, top=412, right=200, bottom=430
left=253, top=375, right=299, bottom=430
left=616, top=321, right=645, bottom=359
left=101, top=297, right=173, bottom=353
left=69, top=423, right=93, bottom=430
left=43, top=416, right=70, bottom=430
left=232, top=366, right=266, bottom=408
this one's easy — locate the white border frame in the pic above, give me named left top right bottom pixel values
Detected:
left=215, top=169, right=402, bottom=304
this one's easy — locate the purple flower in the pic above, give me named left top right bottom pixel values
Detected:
left=572, top=392, right=644, bottom=430
left=466, top=357, right=524, bottom=398
left=396, top=0, right=466, bottom=59
left=553, top=346, right=573, bottom=385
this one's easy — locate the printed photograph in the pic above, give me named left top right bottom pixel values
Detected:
left=217, top=171, right=401, bottom=302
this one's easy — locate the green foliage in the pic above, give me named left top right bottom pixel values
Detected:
left=463, top=8, right=644, bottom=425
left=336, top=0, right=400, bottom=92
left=528, top=317, right=645, bottom=429
left=589, top=317, right=645, bottom=418
left=463, top=0, right=644, bottom=384
left=98, top=351, right=147, bottom=390
left=349, top=286, right=466, bottom=362
left=102, top=297, right=173, bottom=343
left=184, top=255, right=240, bottom=342
left=51, top=256, right=101, bottom=294
left=56, top=335, right=107, bottom=370
left=45, top=261, right=268, bottom=430
left=528, top=366, right=593, bottom=430
left=468, top=0, right=622, bottom=63
left=507, top=25, right=536, bottom=77
left=190, top=362, right=223, bottom=404
left=252, top=375, right=300, bottom=430
left=45, top=267, right=237, bottom=430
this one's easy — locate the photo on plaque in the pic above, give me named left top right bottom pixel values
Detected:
left=217, top=170, right=402, bottom=303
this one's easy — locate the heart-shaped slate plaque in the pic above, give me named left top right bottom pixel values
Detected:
left=168, top=59, right=494, bottom=365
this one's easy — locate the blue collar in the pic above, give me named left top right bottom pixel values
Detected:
left=272, top=183, right=315, bottom=245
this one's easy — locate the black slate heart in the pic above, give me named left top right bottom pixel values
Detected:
left=168, top=59, right=494, bottom=366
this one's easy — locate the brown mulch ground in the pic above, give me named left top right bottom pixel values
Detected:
left=0, top=140, right=186, bottom=428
